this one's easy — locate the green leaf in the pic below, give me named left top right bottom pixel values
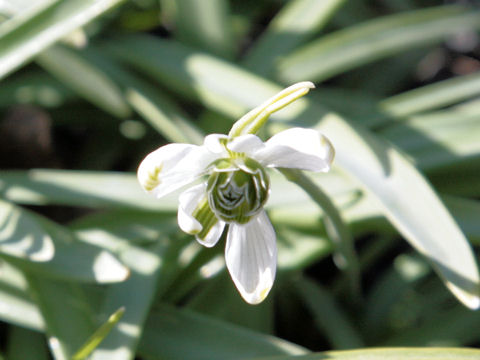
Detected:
left=0, top=0, right=127, bottom=80
left=0, top=199, right=129, bottom=283
left=380, top=109, right=480, bottom=171
left=382, top=302, right=480, bottom=347
left=0, top=0, right=60, bottom=38
left=0, top=169, right=177, bottom=210
left=36, top=45, right=131, bottom=118
left=174, top=0, right=235, bottom=59
left=305, top=113, right=480, bottom=309
left=242, top=0, right=346, bottom=76
left=294, top=276, right=365, bottom=349
left=186, top=271, right=275, bottom=333
left=27, top=275, right=97, bottom=360
left=0, top=198, right=54, bottom=261
left=84, top=45, right=205, bottom=144
left=444, top=196, right=480, bottom=245
left=249, top=348, right=480, bottom=360
left=280, top=169, right=360, bottom=296
left=138, top=304, right=308, bottom=360
left=0, top=260, right=44, bottom=331
left=277, top=6, right=480, bottom=83
left=72, top=307, right=125, bottom=360
left=0, top=70, right=74, bottom=108
left=73, top=215, right=185, bottom=360
left=6, top=326, right=49, bottom=360
left=379, top=72, right=480, bottom=119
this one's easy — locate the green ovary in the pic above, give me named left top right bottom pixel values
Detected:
left=207, top=157, right=269, bottom=224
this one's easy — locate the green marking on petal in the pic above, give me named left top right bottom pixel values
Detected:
left=192, top=196, right=219, bottom=239
left=143, top=164, right=163, bottom=191
left=207, top=157, right=269, bottom=224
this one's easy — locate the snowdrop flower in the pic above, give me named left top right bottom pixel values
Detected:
left=138, top=82, right=334, bottom=304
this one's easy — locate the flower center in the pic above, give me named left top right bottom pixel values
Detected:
left=207, top=157, right=269, bottom=224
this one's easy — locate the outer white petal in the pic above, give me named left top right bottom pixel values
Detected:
left=225, top=210, right=277, bottom=304
left=197, top=221, right=225, bottom=248
left=178, top=184, right=206, bottom=235
left=253, top=127, right=335, bottom=172
left=227, top=134, right=265, bottom=156
left=138, top=143, right=218, bottom=198
left=178, top=183, right=225, bottom=248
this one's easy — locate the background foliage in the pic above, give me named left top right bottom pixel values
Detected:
left=1, top=0, right=480, bottom=359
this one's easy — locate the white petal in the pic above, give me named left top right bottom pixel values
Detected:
left=138, top=143, right=218, bottom=198
left=204, top=134, right=229, bottom=154
left=254, top=128, right=335, bottom=172
left=227, top=134, right=265, bottom=156
left=225, top=210, right=277, bottom=304
left=178, top=184, right=206, bottom=234
left=178, top=184, right=225, bottom=248
left=196, top=221, right=225, bottom=248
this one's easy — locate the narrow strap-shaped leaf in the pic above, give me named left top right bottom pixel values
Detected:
left=0, top=199, right=129, bottom=283
left=0, top=0, right=127, bottom=80
left=280, top=169, right=360, bottom=297
left=277, top=6, right=480, bottom=83
left=294, top=276, right=365, bottom=349
left=242, top=0, right=346, bottom=76
left=0, top=0, right=60, bottom=38
left=0, top=260, right=44, bottom=331
left=6, top=326, right=50, bottom=360
left=26, top=275, right=97, bottom=360
left=174, top=0, right=235, bottom=59
left=0, top=169, right=177, bottom=210
left=307, top=113, right=480, bottom=309
left=85, top=45, right=205, bottom=144
left=247, top=347, right=480, bottom=360
left=379, top=72, right=480, bottom=119
left=72, top=307, right=125, bottom=360
left=138, top=304, right=308, bottom=360
left=36, top=45, right=131, bottom=118
left=73, top=217, right=184, bottom=360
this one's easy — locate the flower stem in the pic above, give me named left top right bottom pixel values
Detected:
left=279, top=168, right=361, bottom=299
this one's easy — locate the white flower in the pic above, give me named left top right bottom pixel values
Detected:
left=138, top=128, right=334, bottom=304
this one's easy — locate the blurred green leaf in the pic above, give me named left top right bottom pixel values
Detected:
left=0, top=170, right=177, bottom=210
left=73, top=213, right=184, bottom=360
left=277, top=6, right=480, bottom=83
left=6, top=326, right=49, bottom=360
left=380, top=109, right=480, bottom=171
left=0, top=199, right=129, bottom=283
left=0, top=0, right=126, bottom=80
left=382, top=301, right=480, bottom=347
left=0, top=0, right=60, bottom=37
left=138, top=304, right=308, bottom=360
left=37, top=45, right=131, bottom=118
left=243, top=0, right=346, bottom=76
left=0, top=71, right=74, bottom=108
left=0, top=198, right=54, bottom=261
left=379, top=72, right=480, bottom=119
left=306, top=113, right=480, bottom=309
left=175, top=0, right=235, bottom=59
left=280, top=169, right=360, bottom=296
left=444, top=196, right=480, bottom=245
left=249, top=348, right=480, bottom=360
left=0, top=260, right=44, bottom=331
left=27, top=276, right=96, bottom=360
left=72, top=307, right=125, bottom=360
left=186, top=271, right=275, bottom=333
left=294, top=276, right=365, bottom=349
